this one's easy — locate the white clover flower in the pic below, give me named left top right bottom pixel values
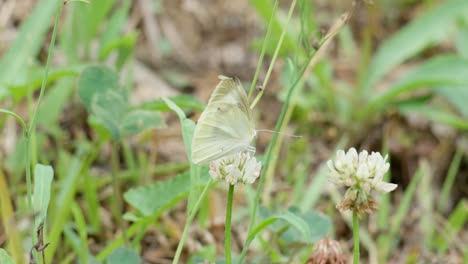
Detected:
left=327, top=148, right=397, bottom=214
left=209, top=152, right=261, bottom=185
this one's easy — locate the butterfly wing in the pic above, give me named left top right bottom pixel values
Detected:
left=191, top=76, right=256, bottom=164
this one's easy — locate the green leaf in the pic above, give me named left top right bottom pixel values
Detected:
left=163, top=97, right=196, bottom=161
left=124, top=169, right=209, bottom=217
left=37, top=78, right=75, bottom=134
left=7, top=65, right=84, bottom=101
left=106, top=247, right=141, bottom=264
left=98, top=1, right=131, bottom=59
left=365, top=56, right=468, bottom=114
left=115, top=33, right=137, bottom=69
left=76, top=0, right=114, bottom=43
left=78, top=66, right=121, bottom=110
left=91, top=90, right=128, bottom=140
left=254, top=207, right=331, bottom=245
left=456, top=26, right=468, bottom=59
left=120, top=110, right=167, bottom=135
left=0, top=249, right=15, bottom=264
left=78, top=66, right=130, bottom=139
left=0, top=0, right=60, bottom=99
left=398, top=103, right=468, bottom=130
left=364, top=0, right=468, bottom=90
left=250, top=0, right=300, bottom=56
left=33, top=164, right=54, bottom=223
left=140, top=95, right=205, bottom=112
left=435, top=86, right=468, bottom=118
left=434, top=199, right=468, bottom=253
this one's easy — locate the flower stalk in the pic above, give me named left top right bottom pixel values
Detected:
left=353, top=211, right=360, bottom=264
left=327, top=148, right=397, bottom=264
left=225, top=184, right=235, bottom=264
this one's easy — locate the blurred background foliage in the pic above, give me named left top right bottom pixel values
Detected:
left=0, top=0, right=467, bottom=263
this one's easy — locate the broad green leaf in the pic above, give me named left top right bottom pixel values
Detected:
left=91, top=90, right=128, bottom=140
left=33, top=164, right=54, bottom=223
left=140, top=95, right=205, bottom=112
left=106, top=247, right=141, bottom=264
left=365, top=56, right=468, bottom=114
left=124, top=169, right=209, bottom=217
left=0, top=249, right=15, bottom=264
left=163, top=97, right=196, bottom=161
left=0, top=0, right=60, bottom=99
left=120, top=110, right=166, bottom=135
left=364, top=0, right=468, bottom=90
left=78, top=66, right=121, bottom=110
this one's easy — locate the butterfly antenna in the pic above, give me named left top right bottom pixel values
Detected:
left=256, top=129, right=302, bottom=138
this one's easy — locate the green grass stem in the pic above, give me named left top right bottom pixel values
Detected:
left=225, top=184, right=235, bottom=264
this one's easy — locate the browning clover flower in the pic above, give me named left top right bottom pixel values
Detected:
left=327, top=148, right=397, bottom=215
left=307, top=238, right=346, bottom=264
left=209, top=152, right=261, bottom=185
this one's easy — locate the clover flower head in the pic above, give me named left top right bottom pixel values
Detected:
left=327, top=148, right=397, bottom=214
left=209, top=152, right=261, bottom=185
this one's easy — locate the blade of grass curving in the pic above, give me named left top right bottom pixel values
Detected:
left=0, top=110, right=27, bottom=136
left=438, top=149, right=463, bottom=212
left=435, top=199, right=468, bottom=254
left=379, top=162, right=425, bottom=261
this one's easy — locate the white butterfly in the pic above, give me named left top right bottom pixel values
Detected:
left=191, top=76, right=256, bottom=164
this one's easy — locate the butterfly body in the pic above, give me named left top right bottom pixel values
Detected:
left=191, top=76, right=256, bottom=164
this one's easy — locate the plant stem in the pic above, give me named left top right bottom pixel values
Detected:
left=225, top=184, right=235, bottom=264
left=239, top=11, right=351, bottom=262
left=110, top=141, right=128, bottom=245
left=247, top=0, right=279, bottom=100
left=25, top=2, right=63, bottom=262
left=250, top=0, right=297, bottom=110
left=172, top=179, right=213, bottom=264
left=353, top=211, right=360, bottom=264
